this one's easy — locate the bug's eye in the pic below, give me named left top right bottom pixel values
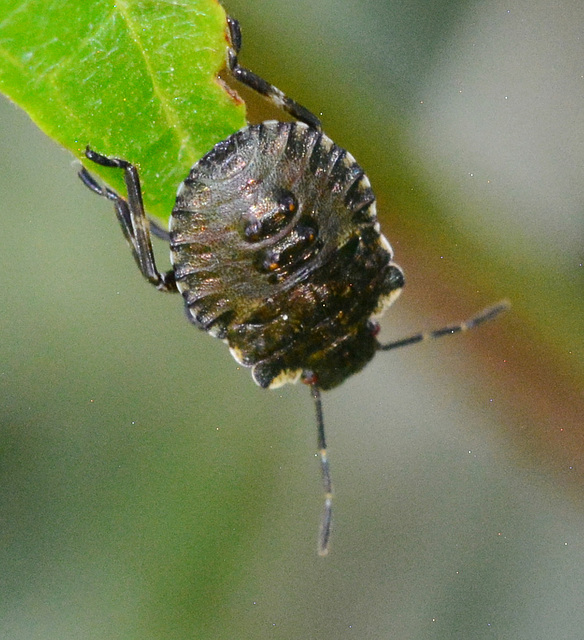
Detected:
left=242, top=189, right=298, bottom=242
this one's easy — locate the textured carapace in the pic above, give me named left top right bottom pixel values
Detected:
left=170, top=121, right=404, bottom=391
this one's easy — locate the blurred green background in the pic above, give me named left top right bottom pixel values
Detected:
left=1, top=0, right=583, bottom=639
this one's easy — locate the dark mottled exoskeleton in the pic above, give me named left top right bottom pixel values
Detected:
left=78, top=16, right=508, bottom=556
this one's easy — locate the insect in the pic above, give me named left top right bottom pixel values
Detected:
left=78, top=16, right=508, bottom=556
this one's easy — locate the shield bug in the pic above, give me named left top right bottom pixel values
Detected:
left=78, top=16, right=509, bottom=555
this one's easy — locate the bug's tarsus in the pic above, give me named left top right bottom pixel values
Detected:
left=310, top=383, right=333, bottom=556
left=79, top=147, right=177, bottom=293
left=78, top=166, right=108, bottom=196
left=377, top=300, right=511, bottom=352
left=226, top=16, right=322, bottom=132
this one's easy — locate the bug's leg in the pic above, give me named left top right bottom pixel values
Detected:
left=310, top=383, right=333, bottom=556
left=148, top=218, right=171, bottom=243
left=226, top=16, right=322, bottom=131
left=376, top=300, right=510, bottom=352
left=79, top=148, right=176, bottom=292
left=80, top=167, right=171, bottom=242
left=79, top=166, right=136, bottom=249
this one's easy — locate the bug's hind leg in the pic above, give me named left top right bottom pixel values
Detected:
left=78, top=148, right=176, bottom=292
left=226, top=16, right=322, bottom=131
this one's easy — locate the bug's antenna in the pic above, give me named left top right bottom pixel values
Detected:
left=311, top=384, right=333, bottom=556
left=377, top=300, right=510, bottom=352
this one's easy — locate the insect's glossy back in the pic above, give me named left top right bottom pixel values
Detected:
left=170, top=121, right=404, bottom=390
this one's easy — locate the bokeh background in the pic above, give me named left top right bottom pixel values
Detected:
left=1, top=0, right=583, bottom=638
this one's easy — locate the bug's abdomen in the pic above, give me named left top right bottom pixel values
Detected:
left=170, top=122, right=403, bottom=389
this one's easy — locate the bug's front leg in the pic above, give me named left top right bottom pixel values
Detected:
left=376, top=301, right=510, bottom=352
left=79, top=148, right=176, bottom=292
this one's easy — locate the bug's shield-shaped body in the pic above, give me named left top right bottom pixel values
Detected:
left=170, top=121, right=404, bottom=390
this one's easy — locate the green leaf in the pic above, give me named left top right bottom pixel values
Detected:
left=0, top=0, right=247, bottom=221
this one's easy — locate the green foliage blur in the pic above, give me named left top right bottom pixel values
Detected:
left=0, top=0, right=246, bottom=220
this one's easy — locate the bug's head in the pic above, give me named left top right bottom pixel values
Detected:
left=249, top=322, right=380, bottom=392
left=299, top=262, right=405, bottom=391
left=300, top=324, right=380, bottom=391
